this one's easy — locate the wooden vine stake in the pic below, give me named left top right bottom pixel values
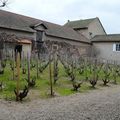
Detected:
left=36, top=53, right=39, bottom=78
left=12, top=50, right=15, bottom=80
left=22, top=51, right=25, bottom=74
left=49, top=53, right=54, bottom=96
left=27, top=52, right=30, bottom=84
left=16, top=52, right=20, bottom=101
left=72, top=55, right=74, bottom=76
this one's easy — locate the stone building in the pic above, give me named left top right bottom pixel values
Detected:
left=91, top=34, right=120, bottom=62
left=64, top=17, right=106, bottom=39
left=64, top=18, right=120, bottom=62
left=0, top=9, right=91, bottom=58
left=0, top=9, right=120, bottom=62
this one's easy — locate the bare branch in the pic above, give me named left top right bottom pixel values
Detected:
left=0, top=0, right=8, bottom=7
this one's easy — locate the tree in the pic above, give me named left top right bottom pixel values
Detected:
left=0, top=0, right=9, bottom=7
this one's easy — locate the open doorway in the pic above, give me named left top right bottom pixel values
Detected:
left=14, top=45, right=22, bottom=60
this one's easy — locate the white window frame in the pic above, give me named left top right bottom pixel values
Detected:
left=113, top=43, right=120, bottom=52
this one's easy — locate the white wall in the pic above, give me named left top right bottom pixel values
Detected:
left=22, top=44, right=32, bottom=57
left=93, top=42, right=120, bottom=62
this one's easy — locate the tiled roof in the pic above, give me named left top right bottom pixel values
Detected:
left=0, top=10, right=36, bottom=32
left=91, top=34, right=120, bottom=42
left=0, top=10, right=90, bottom=44
left=18, top=39, right=32, bottom=44
left=44, top=22, right=90, bottom=43
left=64, top=18, right=96, bottom=29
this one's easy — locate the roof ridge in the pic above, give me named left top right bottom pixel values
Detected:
left=0, top=9, right=63, bottom=27
left=0, top=9, right=42, bottom=22
left=106, top=34, right=120, bottom=36
left=64, top=17, right=98, bottom=29
left=94, top=34, right=120, bottom=37
left=68, top=17, right=97, bottom=23
left=91, top=34, right=120, bottom=42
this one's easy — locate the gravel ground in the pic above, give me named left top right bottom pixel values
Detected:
left=0, top=85, right=120, bottom=120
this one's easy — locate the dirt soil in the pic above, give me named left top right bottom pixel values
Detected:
left=0, top=85, right=120, bottom=120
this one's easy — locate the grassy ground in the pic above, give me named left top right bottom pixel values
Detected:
left=0, top=60, right=120, bottom=101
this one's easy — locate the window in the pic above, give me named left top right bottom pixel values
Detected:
left=113, top=43, right=120, bottom=51
left=36, top=31, right=43, bottom=42
left=116, top=44, right=120, bottom=51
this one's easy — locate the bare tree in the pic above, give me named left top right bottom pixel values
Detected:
left=0, top=0, right=9, bottom=7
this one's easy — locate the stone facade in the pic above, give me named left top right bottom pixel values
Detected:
left=45, top=35, right=91, bottom=57
left=68, top=18, right=106, bottom=39
left=0, top=10, right=120, bottom=62
left=92, top=42, right=120, bottom=63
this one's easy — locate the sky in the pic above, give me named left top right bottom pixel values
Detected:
left=1, top=0, right=120, bottom=34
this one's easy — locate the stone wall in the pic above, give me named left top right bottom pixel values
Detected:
left=44, top=35, right=91, bottom=57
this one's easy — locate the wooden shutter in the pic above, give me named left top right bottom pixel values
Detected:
left=113, top=44, right=116, bottom=51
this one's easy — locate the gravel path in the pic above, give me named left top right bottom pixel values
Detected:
left=0, top=85, right=120, bottom=120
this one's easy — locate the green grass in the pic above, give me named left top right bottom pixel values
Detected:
left=0, top=61, right=120, bottom=101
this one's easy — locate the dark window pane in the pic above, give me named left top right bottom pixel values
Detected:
left=36, top=31, right=43, bottom=42
left=116, top=43, right=120, bottom=51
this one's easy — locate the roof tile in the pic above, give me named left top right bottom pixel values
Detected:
left=92, top=34, right=120, bottom=42
left=0, top=10, right=90, bottom=43
left=64, top=18, right=96, bottom=29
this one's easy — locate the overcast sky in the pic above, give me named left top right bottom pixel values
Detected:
left=1, top=0, right=120, bottom=34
